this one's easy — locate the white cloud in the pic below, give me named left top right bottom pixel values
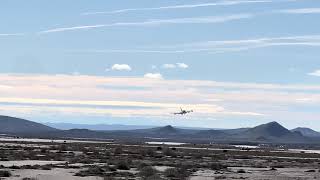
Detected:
left=176, top=63, right=189, bottom=69
left=39, top=14, right=253, bottom=34
left=82, top=1, right=271, bottom=15
left=111, top=64, right=132, bottom=71
left=308, top=70, right=320, bottom=76
left=162, top=63, right=189, bottom=69
left=162, top=64, right=176, bottom=69
left=144, top=73, right=163, bottom=79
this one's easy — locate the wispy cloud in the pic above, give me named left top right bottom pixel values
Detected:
left=278, top=8, right=320, bottom=14
left=72, top=49, right=187, bottom=54
left=39, top=14, right=253, bottom=34
left=76, top=35, right=320, bottom=54
left=167, top=35, right=320, bottom=53
left=0, top=33, right=24, bottom=36
left=82, top=0, right=271, bottom=15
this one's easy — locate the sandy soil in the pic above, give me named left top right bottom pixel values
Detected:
left=0, top=137, right=113, bottom=144
left=190, top=167, right=320, bottom=180
left=3, top=168, right=103, bottom=180
left=0, top=160, right=66, bottom=167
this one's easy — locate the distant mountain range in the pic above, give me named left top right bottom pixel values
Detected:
left=1, top=116, right=320, bottom=144
left=44, top=122, right=211, bottom=131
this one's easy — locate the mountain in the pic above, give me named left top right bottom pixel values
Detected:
left=49, top=129, right=114, bottom=139
left=152, top=125, right=178, bottom=134
left=132, top=125, right=184, bottom=135
left=45, top=123, right=156, bottom=131
left=195, top=129, right=226, bottom=138
left=0, top=115, right=57, bottom=134
left=291, top=127, right=320, bottom=137
left=221, top=128, right=250, bottom=135
left=243, top=121, right=291, bottom=137
left=235, top=122, right=307, bottom=143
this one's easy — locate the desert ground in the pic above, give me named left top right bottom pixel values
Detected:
left=0, top=137, right=320, bottom=180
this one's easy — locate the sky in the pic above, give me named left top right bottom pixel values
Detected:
left=1, top=0, right=320, bottom=129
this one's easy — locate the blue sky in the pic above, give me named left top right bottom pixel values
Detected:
left=1, top=0, right=320, bottom=129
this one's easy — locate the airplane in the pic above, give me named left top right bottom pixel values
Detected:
left=173, top=107, right=193, bottom=115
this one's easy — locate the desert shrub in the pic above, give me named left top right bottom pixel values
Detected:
left=164, top=168, right=179, bottom=177
left=79, top=157, right=95, bottom=164
left=139, top=148, right=155, bottom=157
left=40, top=148, right=47, bottom=153
left=271, top=165, right=284, bottom=168
left=144, top=174, right=163, bottom=180
left=22, top=178, right=38, bottom=180
left=215, top=176, right=227, bottom=179
left=164, top=167, right=189, bottom=179
left=137, top=162, right=149, bottom=170
left=114, top=147, right=123, bottom=155
left=75, top=166, right=105, bottom=177
left=103, top=177, right=116, bottom=180
left=210, top=163, right=226, bottom=170
left=163, top=148, right=177, bottom=157
left=41, top=164, right=52, bottom=170
left=0, top=170, right=11, bottom=177
left=58, top=144, right=67, bottom=152
left=270, top=167, right=277, bottom=171
left=146, top=148, right=155, bottom=157
left=139, top=166, right=158, bottom=178
left=21, top=165, right=41, bottom=169
left=9, top=165, right=21, bottom=169
left=194, top=153, right=203, bottom=159
left=116, top=160, right=130, bottom=170
left=305, top=169, right=316, bottom=172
